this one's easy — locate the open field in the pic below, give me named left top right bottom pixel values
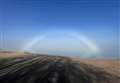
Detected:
left=0, top=51, right=120, bottom=83
left=71, top=58, right=120, bottom=77
left=0, top=51, right=30, bottom=58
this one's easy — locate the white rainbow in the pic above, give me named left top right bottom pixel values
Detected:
left=22, top=32, right=100, bottom=58
left=22, top=35, right=46, bottom=51
left=69, top=33, right=100, bottom=57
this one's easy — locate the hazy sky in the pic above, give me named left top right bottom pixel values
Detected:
left=0, top=0, right=119, bottom=58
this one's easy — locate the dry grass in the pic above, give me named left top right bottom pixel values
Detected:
left=71, top=57, right=120, bottom=77
left=0, top=52, right=120, bottom=83
left=0, top=51, right=29, bottom=58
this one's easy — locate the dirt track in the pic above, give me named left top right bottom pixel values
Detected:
left=0, top=55, right=120, bottom=83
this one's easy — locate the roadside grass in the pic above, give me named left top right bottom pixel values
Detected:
left=0, top=57, right=15, bottom=64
